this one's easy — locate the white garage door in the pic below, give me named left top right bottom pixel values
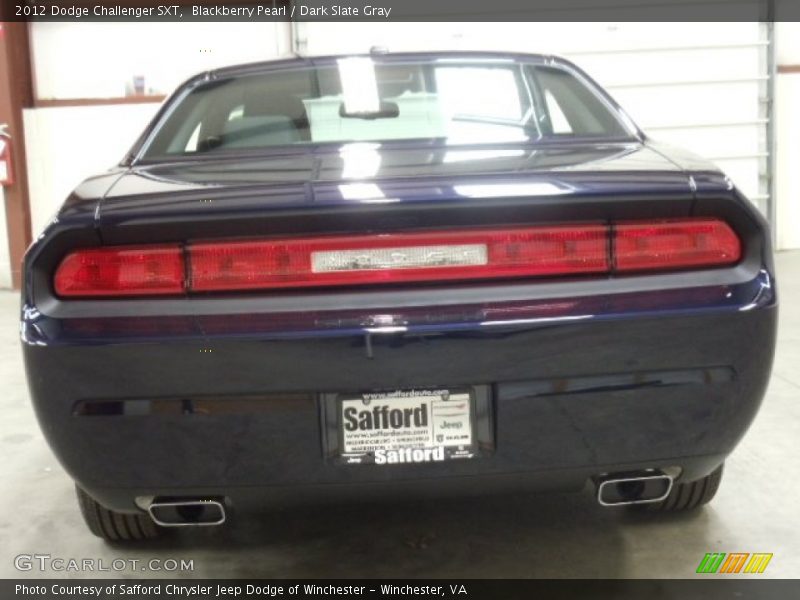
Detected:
left=298, top=22, right=772, bottom=219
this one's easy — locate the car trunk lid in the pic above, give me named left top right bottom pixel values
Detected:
left=98, top=141, right=696, bottom=244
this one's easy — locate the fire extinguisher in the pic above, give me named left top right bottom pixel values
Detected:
left=0, top=123, right=13, bottom=186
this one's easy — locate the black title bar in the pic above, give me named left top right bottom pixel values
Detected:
left=1, top=0, right=800, bottom=22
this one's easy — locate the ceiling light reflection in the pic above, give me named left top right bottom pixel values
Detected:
left=454, top=182, right=572, bottom=198
left=340, top=142, right=382, bottom=179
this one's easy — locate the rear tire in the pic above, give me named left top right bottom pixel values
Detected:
left=76, top=486, right=162, bottom=541
left=646, top=464, right=724, bottom=512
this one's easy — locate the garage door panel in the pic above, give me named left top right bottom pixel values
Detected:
left=651, top=126, right=761, bottom=160
left=302, top=22, right=764, bottom=58
left=532, top=22, right=761, bottom=52
left=714, top=160, right=761, bottom=201
left=573, top=48, right=762, bottom=86
left=613, top=83, right=761, bottom=127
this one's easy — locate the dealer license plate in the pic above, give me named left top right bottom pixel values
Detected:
left=338, top=389, right=476, bottom=465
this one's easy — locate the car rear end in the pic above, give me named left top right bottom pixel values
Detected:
left=21, top=53, right=777, bottom=535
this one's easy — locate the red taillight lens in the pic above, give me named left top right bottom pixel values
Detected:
left=188, top=226, right=610, bottom=292
left=52, top=219, right=742, bottom=297
left=54, top=245, right=184, bottom=297
left=614, top=219, right=741, bottom=272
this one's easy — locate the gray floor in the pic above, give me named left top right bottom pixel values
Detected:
left=2, top=252, right=799, bottom=579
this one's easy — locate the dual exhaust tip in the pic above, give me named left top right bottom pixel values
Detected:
left=147, top=498, right=226, bottom=527
left=595, top=470, right=674, bottom=506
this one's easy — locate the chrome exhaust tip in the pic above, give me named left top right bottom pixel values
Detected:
left=595, top=470, right=673, bottom=506
left=147, top=498, right=226, bottom=527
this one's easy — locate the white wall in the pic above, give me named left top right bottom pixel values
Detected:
left=24, top=22, right=291, bottom=239
left=775, top=22, right=800, bottom=250
left=24, top=103, right=160, bottom=237
left=31, top=22, right=290, bottom=99
left=0, top=187, right=11, bottom=288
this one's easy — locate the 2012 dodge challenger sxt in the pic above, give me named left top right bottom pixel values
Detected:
left=22, top=52, right=777, bottom=541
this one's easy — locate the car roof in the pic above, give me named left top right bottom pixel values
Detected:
left=206, top=51, right=568, bottom=80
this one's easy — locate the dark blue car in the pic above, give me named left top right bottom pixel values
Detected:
left=21, top=52, right=776, bottom=541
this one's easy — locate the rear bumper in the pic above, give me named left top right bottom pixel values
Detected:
left=22, top=270, right=776, bottom=512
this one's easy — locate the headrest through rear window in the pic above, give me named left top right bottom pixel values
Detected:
left=243, top=71, right=312, bottom=120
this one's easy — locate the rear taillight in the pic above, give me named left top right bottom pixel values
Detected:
left=52, top=219, right=742, bottom=297
left=189, top=226, right=609, bottom=292
left=54, top=245, right=184, bottom=297
left=614, top=219, right=741, bottom=272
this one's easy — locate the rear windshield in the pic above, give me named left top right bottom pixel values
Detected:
left=140, top=59, right=634, bottom=160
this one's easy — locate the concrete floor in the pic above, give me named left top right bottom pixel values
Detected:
left=2, top=252, right=799, bottom=579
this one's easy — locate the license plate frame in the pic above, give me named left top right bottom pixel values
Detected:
left=320, top=385, right=494, bottom=465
